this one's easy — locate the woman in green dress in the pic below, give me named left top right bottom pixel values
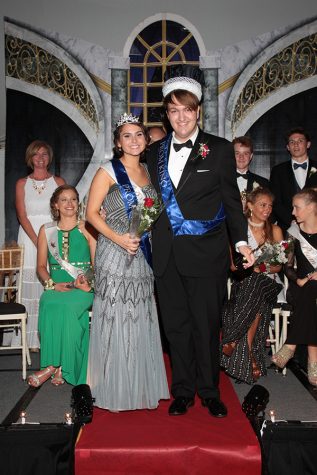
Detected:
left=27, top=185, right=96, bottom=387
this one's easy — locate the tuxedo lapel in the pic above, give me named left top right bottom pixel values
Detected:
left=305, top=160, right=317, bottom=186
left=285, top=161, right=300, bottom=193
left=246, top=173, right=254, bottom=192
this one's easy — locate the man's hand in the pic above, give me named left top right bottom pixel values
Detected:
left=237, top=245, right=255, bottom=268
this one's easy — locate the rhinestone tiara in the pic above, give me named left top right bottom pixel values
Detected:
left=116, top=112, right=140, bottom=127
left=162, top=77, right=202, bottom=101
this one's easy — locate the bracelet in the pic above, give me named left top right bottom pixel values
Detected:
left=44, top=278, right=55, bottom=290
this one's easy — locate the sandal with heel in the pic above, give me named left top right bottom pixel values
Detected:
left=51, top=367, right=65, bottom=386
left=27, top=366, right=56, bottom=388
left=308, top=361, right=317, bottom=386
left=271, top=344, right=295, bottom=369
left=251, top=354, right=261, bottom=381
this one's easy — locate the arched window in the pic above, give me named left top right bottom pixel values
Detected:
left=129, top=19, right=200, bottom=126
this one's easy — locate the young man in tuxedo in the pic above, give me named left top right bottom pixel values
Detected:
left=270, top=127, right=317, bottom=232
left=233, top=136, right=269, bottom=210
left=146, top=74, right=254, bottom=418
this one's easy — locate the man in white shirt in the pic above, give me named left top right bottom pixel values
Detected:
left=270, top=127, right=317, bottom=232
left=147, top=71, right=254, bottom=418
left=233, top=136, right=269, bottom=211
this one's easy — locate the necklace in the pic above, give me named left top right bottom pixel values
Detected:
left=31, top=176, right=48, bottom=194
left=248, top=218, right=264, bottom=228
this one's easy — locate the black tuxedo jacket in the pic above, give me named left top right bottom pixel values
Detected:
left=245, top=171, right=269, bottom=192
left=270, top=159, right=317, bottom=230
left=146, top=129, right=248, bottom=277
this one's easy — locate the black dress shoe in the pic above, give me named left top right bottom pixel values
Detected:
left=168, top=397, right=194, bottom=416
left=202, top=398, right=228, bottom=418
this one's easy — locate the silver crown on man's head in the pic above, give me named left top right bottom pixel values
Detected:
left=162, top=76, right=202, bottom=101
left=116, top=112, right=140, bottom=127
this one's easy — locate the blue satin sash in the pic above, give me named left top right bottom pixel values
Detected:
left=157, top=135, right=226, bottom=236
left=111, top=159, right=152, bottom=268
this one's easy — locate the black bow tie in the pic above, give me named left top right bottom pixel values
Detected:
left=173, top=139, right=193, bottom=152
left=293, top=162, right=307, bottom=170
left=236, top=172, right=249, bottom=179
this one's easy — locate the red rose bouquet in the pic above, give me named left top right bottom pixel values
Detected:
left=129, top=197, right=162, bottom=237
left=254, top=240, right=292, bottom=274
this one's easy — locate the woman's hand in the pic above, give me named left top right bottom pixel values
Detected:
left=74, top=274, right=91, bottom=292
left=296, top=271, right=317, bottom=287
left=237, top=245, right=255, bottom=267
left=296, top=277, right=309, bottom=287
left=54, top=282, right=73, bottom=292
left=116, top=232, right=140, bottom=255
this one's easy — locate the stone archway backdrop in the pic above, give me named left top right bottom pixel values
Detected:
left=225, top=18, right=317, bottom=139
left=3, top=13, right=317, bottom=242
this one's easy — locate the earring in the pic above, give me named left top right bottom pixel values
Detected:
left=250, top=209, right=253, bottom=217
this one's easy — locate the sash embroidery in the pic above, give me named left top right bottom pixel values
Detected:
left=288, top=223, right=317, bottom=269
left=45, top=223, right=86, bottom=279
left=157, top=135, right=226, bottom=236
left=111, top=159, right=152, bottom=268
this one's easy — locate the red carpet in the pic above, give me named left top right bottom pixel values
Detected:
left=76, top=359, right=261, bottom=475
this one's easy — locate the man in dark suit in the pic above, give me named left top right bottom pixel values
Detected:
left=270, top=127, right=317, bottom=232
left=233, top=136, right=269, bottom=210
left=147, top=74, right=254, bottom=418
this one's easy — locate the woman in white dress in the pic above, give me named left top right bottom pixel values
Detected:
left=14, top=140, right=65, bottom=350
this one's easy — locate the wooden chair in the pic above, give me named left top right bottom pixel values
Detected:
left=0, top=246, right=31, bottom=379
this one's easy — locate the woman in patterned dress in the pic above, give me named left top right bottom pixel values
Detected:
left=220, top=187, right=284, bottom=384
left=86, top=114, right=169, bottom=411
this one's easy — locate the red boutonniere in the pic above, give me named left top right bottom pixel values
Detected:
left=198, top=143, right=210, bottom=160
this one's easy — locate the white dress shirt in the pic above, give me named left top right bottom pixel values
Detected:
left=168, top=128, right=199, bottom=187
left=236, top=173, right=248, bottom=193
left=292, top=159, right=308, bottom=189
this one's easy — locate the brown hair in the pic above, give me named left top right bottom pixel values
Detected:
left=113, top=121, right=150, bottom=159
left=163, top=90, right=200, bottom=111
left=50, top=185, right=79, bottom=221
left=232, top=136, right=253, bottom=153
left=25, top=140, right=53, bottom=169
left=245, top=187, right=275, bottom=243
left=286, top=127, right=310, bottom=143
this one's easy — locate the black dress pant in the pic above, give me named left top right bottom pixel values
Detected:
left=155, top=252, right=226, bottom=399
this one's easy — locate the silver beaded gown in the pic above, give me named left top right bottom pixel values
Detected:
left=87, top=162, right=169, bottom=411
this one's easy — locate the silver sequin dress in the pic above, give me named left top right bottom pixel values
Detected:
left=87, top=162, right=169, bottom=411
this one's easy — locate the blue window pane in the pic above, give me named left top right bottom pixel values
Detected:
left=130, top=37, right=147, bottom=62
left=146, top=67, right=162, bottom=84
left=130, top=87, right=143, bottom=103
left=138, top=21, right=162, bottom=47
left=130, top=67, right=143, bottom=84
left=130, top=106, right=143, bottom=117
